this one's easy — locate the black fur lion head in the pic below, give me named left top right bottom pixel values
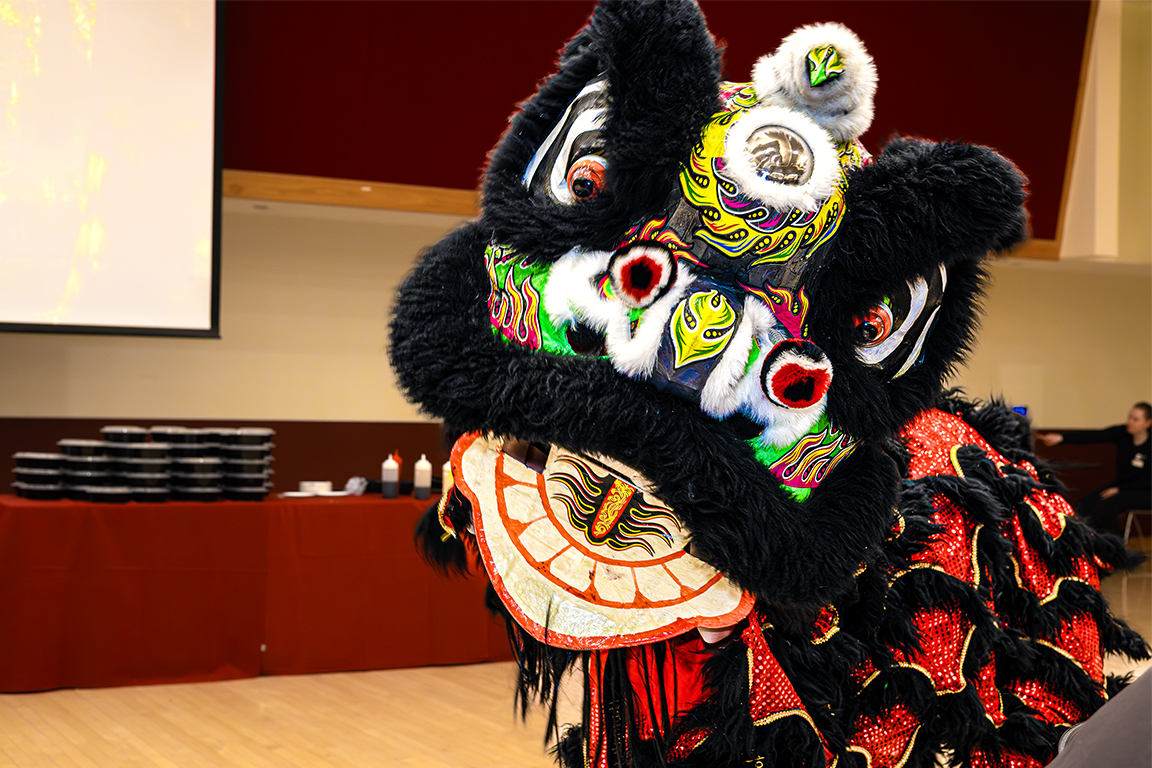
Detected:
left=391, top=0, right=1027, bottom=608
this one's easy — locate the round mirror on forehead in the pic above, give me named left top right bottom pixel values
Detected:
left=746, top=125, right=814, bottom=186
left=721, top=104, right=841, bottom=215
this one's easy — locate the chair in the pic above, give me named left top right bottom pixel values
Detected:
left=1122, top=509, right=1151, bottom=548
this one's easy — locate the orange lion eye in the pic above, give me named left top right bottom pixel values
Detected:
left=566, top=155, right=607, bottom=201
left=853, top=304, right=893, bottom=347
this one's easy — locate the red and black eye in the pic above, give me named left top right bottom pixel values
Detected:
left=853, top=303, right=894, bottom=347
left=566, top=154, right=607, bottom=201
left=608, top=244, right=676, bottom=308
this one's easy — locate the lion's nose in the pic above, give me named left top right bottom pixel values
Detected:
left=761, top=340, right=831, bottom=410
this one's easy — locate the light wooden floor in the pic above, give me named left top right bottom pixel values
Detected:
left=0, top=662, right=577, bottom=768
left=1, top=546, right=1146, bottom=768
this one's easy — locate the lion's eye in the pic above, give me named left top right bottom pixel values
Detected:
left=853, top=304, right=893, bottom=347
left=566, top=155, right=607, bottom=201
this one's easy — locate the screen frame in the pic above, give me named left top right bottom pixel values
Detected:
left=0, top=1, right=224, bottom=340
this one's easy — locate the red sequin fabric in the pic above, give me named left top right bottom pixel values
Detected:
left=970, top=749, right=1045, bottom=768
left=623, top=408, right=1129, bottom=765
left=1007, top=678, right=1083, bottom=727
left=836, top=408, right=1113, bottom=762
left=744, top=614, right=834, bottom=764
left=891, top=605, right=974, bottom=695
left=848, top=704, right=922, bottom=768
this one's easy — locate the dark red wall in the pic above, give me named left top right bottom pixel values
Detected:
left=222, top=0, right=1090, bottom=241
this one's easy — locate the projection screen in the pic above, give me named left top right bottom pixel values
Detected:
left=0, top=0, right=220, bottom=336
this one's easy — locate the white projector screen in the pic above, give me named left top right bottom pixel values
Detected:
left=0, top=0, right=220, bottom=336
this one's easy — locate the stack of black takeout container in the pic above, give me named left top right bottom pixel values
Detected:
left=10, top=426, right=275, bottom=503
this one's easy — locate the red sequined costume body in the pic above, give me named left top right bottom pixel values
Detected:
left=603, top=405, right=1140, bottom=768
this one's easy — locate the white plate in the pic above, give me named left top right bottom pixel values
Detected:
left=315, top=490, right=350, bottom=497
left=280, top=491, right=315, bottom=498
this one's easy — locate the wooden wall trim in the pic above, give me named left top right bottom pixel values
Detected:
left=1054, top=0, right=1099, bottom=253
left=220, top=171, right=1063, bottom=263
left=1011, top=238, right=1060, bottom=261
left=222, top=169, right=479, bottom=217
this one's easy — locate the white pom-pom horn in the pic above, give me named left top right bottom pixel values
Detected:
left=751, top=23, right=877, bottom=142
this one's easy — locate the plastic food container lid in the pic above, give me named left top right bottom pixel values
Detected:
left=13, top=452, right=66, bottom=461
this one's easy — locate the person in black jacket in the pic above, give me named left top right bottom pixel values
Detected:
left=1038, top=402, right=1152, bottom=533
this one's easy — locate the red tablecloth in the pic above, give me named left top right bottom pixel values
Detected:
left=0, top=494, right=511, bottom=692
left=262, top=496, right=509, bottom=675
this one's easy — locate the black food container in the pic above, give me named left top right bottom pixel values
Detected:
left=64, top=471, right=114, bottom=487
left=171, top=457, right=222, bottom=475
left=149, top=426, right=197, bottom=444
left=100, top=426, right=149, bottom=443
left=12, top=482, right=65, bottom=500
left=225, top=486, right=270, bottom=502
left=114, top=458, right=171, bottom=474
left=220, top=443, right=273, bottom=460
left=57, top=439, right=107, bottom=457
left=120, top=443, right=171, bottom=459
left=171, top=487, right=221, bottom=502
left=88, top=486, right=132, bottom=504
left=169, top=473, right=223, bottom=489
left=220, top=458, right=272, bottom=474
left=121, top=472, right=170, bottom=489
left=64, top=455, right=113, bottom=472
left=13, top=452, right=66, bottom=470
left=222, top=472, right=273, bottom=489
left=13, top=467, right=63, bottom=484
left=169, top=444, right=212, bottom=459
left=131, top=487, right=170, bottom=503
left=202, top=428, right=238, bottom=444
left=233, top=428, right=275, bottom=446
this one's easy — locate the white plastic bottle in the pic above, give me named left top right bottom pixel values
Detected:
left=413, top=454, right=432, bottom=500
left=382, top=453, right=399, bottom=498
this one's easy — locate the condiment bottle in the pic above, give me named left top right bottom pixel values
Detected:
left=413, top=454, right=432, bottom=500
left=382, top=454, right=399, bottom=498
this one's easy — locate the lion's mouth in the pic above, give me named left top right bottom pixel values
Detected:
left=456, top=433, right=754, bottom=650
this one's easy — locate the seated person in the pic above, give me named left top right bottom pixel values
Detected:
left=1038, top=402, right=1152, bottom=534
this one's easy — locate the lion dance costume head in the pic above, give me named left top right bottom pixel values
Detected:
left=391, top=3, right=1148, bottom=766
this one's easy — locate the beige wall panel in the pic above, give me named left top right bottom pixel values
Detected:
left=952, top=258, right=1152, bottom=428
left=0, top=202, right=468, bottom=421
left=3, top=208, right=1147, bottom=430
left=1118, top=0, right=1151, bottom=263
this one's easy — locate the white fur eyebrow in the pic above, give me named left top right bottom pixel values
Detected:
left=522, top=79, right=608, bottom=194
left=856, top=275, right=929, bottom=366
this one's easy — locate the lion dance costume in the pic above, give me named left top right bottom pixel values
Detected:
left=390, top=3, right=1149, bottom=766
